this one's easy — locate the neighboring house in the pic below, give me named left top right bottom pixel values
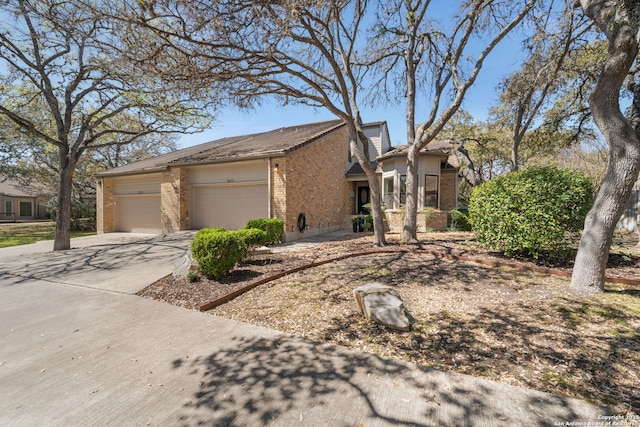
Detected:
left=96, top=119, right=459, bottom=241
left=0, top=177, right=49, bottom=222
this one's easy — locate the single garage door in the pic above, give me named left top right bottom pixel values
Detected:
left=114, top=195, right=162, bottom=233
left=191, top=184, right=268, bottom=230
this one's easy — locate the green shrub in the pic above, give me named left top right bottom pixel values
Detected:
left=233, top=228, right=268, bottom=250
left=450, top=209, right=472, bottom=231
left=468, top=166, right=593, bottom=259
left=364, top=215, right=373, bottom=232
left=191, top=228, right=246, bottom=279
left=244, top=218, right=284, bottom=244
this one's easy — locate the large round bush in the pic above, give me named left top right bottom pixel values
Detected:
left=191, top=228, right=245, bottom=279
left=468, top=167, right=593, bottom=258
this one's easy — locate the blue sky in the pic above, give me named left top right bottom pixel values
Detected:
left=178, top=2, right=531, bottom=150
left=178, top=37, right=525, bottom=149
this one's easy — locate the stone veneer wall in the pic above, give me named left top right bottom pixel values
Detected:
left=273, top=127, right=351, bottom=240
left=96, top=177, right=114, bottom=233
left=161, top=168, right=189, bottom=233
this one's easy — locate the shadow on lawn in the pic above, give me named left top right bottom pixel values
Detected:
left=323, top=297, right=639, bottom=414
left=172, top=334, right=604, bottom=426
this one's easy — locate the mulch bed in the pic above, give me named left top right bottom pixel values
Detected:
left=138, top=231, right=640, bottom=311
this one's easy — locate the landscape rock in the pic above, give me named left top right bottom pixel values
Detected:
left=354, top=283, right=415, bottom=331
left=172, top=249, right=196, bottom=280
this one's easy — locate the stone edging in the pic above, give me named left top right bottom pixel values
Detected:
left=198, top=249, right=640, bottom=311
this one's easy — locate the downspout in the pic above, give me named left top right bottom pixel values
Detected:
left=267, top=157, right=272, bottom=218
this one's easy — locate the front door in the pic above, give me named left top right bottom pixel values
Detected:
left=357, top=185, right=370, bottom=214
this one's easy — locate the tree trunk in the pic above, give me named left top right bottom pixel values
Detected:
left=53, top=150, right=75, bottom=251
left=510, top=135, right=521, bottom=172
left=401, top=144, right=419, bottom=243
left=350, top=139, right=386, bottom=246
left=570, top=0, right=640, bottom=293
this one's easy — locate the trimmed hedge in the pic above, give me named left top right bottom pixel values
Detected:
left=191, top=219, right=284, bottom=279
left=191, top=228, right=246, bottom=279
left=468, top=167, right=593, bottom=258
left=244, top=218, right=284, bottom=244
left=234, top=228, right=268, bottom=250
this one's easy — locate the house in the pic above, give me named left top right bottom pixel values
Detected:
left=96, top=119, right=459, bottom=241
left=0, top=177, right=49, bottom=222
left=376, top=142, right=460, bottom=231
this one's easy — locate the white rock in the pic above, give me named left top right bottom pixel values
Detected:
left=172, top=249, right=196, bottom=279
left=354, top=283, right=415, bottom=331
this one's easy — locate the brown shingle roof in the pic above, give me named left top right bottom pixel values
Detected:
left=97, top=119, right=345, bottom=177
left=0, top=177, right=45, bottom=197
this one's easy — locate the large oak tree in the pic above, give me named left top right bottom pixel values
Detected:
left=366, top=0, right=537, bottom=243
left=114, top=0, right=389, bottom=245
left=570, top=0, right=640, bottom=293
left=0, top=0, right=211, bottom=249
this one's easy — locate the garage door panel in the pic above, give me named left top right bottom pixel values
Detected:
left=191, top=184, right=267, bottom=230
left=114, top=196, right=162, bottom=233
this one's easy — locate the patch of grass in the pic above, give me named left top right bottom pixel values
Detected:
left=0, top=223, right=95, bottom=248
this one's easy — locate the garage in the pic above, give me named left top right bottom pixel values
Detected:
left=114, top=195, right=162, bottom=233
left=112, top=174, right=162, bottom=233
left=191, top=183, right=268, bottom=230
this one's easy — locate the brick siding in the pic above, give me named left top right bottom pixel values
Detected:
left=96, top=177, right=114, bottom=233
left=161, top=168, right=189, bottom=233
left=275, top=127, right=351, bottom=239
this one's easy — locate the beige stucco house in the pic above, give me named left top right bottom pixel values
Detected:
left=0, top=177, right=49, bottom=222
left=96, top=119, right=459, bottom=241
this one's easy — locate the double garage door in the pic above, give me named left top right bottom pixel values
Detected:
left=191, top=184, right=268, bottom=230
left=112, top=173, right=268, bottom=233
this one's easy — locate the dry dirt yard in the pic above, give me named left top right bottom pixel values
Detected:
left=139, top=232, right=640, bottom=414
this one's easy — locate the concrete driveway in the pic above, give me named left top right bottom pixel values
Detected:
left=0, top=233, right=609, bottom=426
left=0, top=232, right=195, bottom=294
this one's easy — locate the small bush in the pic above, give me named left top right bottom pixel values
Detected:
left=364, top=215, right=373, bottom=231
left=468, top=167, right=593, bottom=259
left=450, top=209, right=472, bottom=231
left=186, top=270, right=199, bottom=283
left=234, top=228, right=268, bottom=250
left=244, top=218, right=284, bottom=244
left=191, top=228, right=246, bottom=279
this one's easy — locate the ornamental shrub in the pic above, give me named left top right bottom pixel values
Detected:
left=191, top=228, right=246, bottom=279
left=450, top=209, right=472, bottom=231
left=244, top=218, right=284, bottom=244
left=468, top=166, right=593, bottom=259
left=234, top=228, right=268, bottom=250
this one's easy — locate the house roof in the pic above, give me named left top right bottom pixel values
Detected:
left=0, top=177, right=44, bottom=198
left=376, top=140, right=460, bottom=168
left=97, top=119, right=345, bottom=177
left=346, top=161, right=379, bottom=176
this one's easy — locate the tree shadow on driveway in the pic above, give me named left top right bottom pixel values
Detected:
left=0, top=233, right=193, bottom=293
left=172, top=334, right=604, bottom=426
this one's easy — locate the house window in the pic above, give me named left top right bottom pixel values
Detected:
left=424, top=174, right=439, bottom=208
left=5, top=200, right=12, bottom=215
left=399, top=175, right=407, bottom=206
left=19, top=201, right=32, bottom=217
left=383, top=176, right=394, bottom=208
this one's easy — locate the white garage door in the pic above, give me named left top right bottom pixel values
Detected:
left=114, top=195, right=162, bottom=233
left=191, top=184, right=268, bottom=230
